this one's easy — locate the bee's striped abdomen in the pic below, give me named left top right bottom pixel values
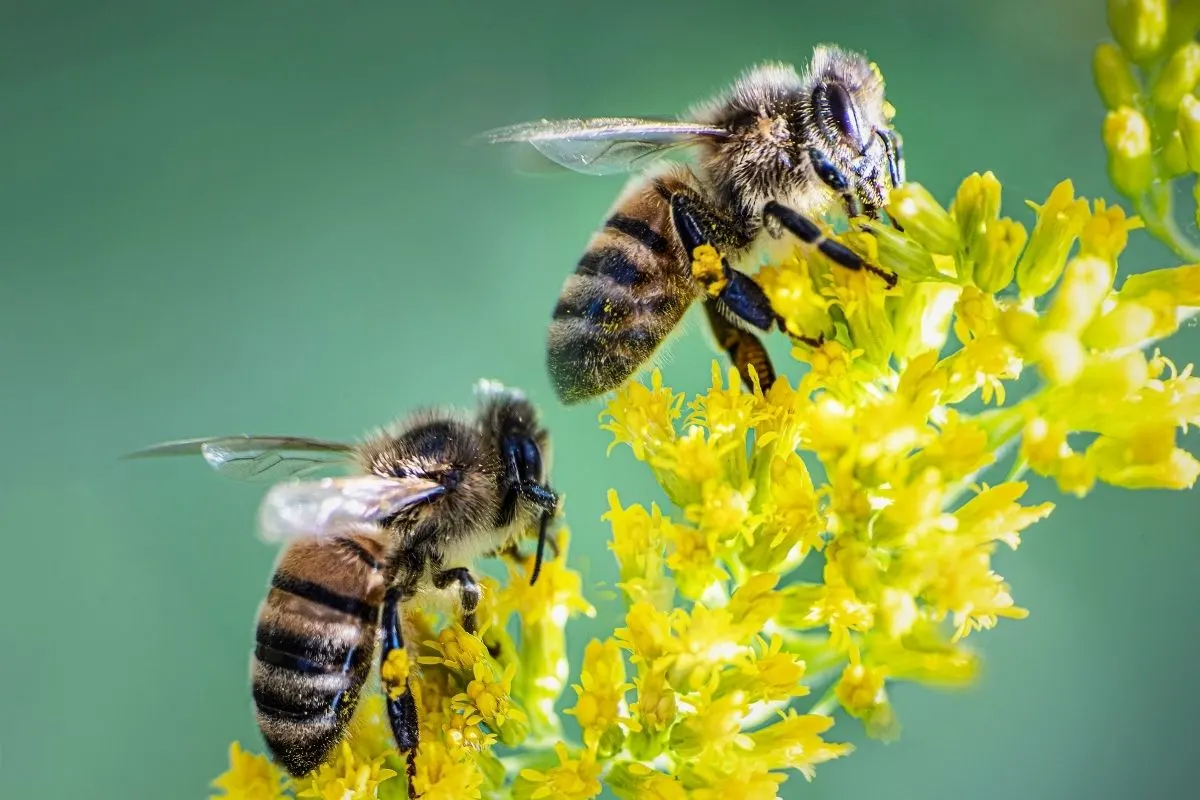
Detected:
left=547, top=175, right=697, bottom=403
left=252, top=533, right=388, bottom=776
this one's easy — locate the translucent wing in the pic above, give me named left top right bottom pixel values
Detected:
left=123, top=436, right=356, bottom=483
left=258, top=475, right=445, bottom=543
left=482, top=117, right=730, bottom=176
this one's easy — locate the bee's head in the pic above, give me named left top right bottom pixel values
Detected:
left=804, top=45, right=904, bottom=211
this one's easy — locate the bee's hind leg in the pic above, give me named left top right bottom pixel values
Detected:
left=381, top=587, right=419, bottom=799
left=702, top=299, right=779, bottom=393
left=762, top=200, right=897, bottom=288
left=670, top=193, right=776, bottom=331
left=433, top=567, right=481, bottom=634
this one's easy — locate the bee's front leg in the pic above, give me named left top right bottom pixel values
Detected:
left=433, top=567, right=482, bottom=634
left=762, top=201, right=897, bottom=288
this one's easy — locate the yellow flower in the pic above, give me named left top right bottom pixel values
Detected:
left=514, top=742, right=603, bottom=800
left=888, top=182, right=960, bottom=254
left=601, top=368, right=683, bottom=460
left=445, top=708, right=497, bottom=752
left=210, top=742, right=288, bottom=800
left=630, top=664, right=678, bottom=737
left=745, top=710, right=853, bottom=777
left=419, top=624, right=488, bottom=673
left=684, top=479, right=754, bottom=542
left=565, top=639, right=633, bottom=751
left=667, top=690, right=753, bottom=759
left=836, top=655, right=898, bottom=741
left=616, top=601, right=678, bottom=668
left=452, top=661, right=525, bottom=729
left=603, top=491, right=677, bottom=605
left=663, top=519, right=727, bottom=601
left=1086, top=424, right=1200, bottom=489
left=1016, top=179, right=1090, bottom=299
left=685, top=768, right=787, bottom=800
left=608, top=763, right=688, bottom=800
left=718, top=634, right=809, bottom=702
left=295, top=741, right=396, bottom=800
left=688, top=363, right=761, bottom=438
left=411, top=738, right=485, bottom=800
left=755, top=253, right=834, bottom=341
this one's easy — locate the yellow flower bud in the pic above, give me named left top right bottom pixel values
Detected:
left=973, top=218, right=1028, bottom=293
left=1107, top=0, right=1168, bottom=63
left=888, top=182, right=960, bottom=254
left=857, top=220, right=946, bottom=281
left=1093, top=42, right=1141, bottom=109
left=1168, top=0, right=1200, bottom=50
left=952, top=171, right=1002, bottom=248
left=1015, top=180, right=1090, bottom=299
left=1055, top=453, right=1097, bottom=497
left=1120, top=264, right=1200, bottom=304
left=1044, top=256, right=1114, bottom=334
left=1152, top=43, right=1200, bottom=107
left=891, top=282, right=961, bottom=362
left=1075, top=350, right=1150, bottom=399
left=1034, top=331, right=1085, bottom=385
left=1079, top=199, right=1143, bottom=263
left=1102, top=107, right=1154, bottom=197
left=1082, top=300, right=1158, bottom=349
left=1087, top=426, right=1200, bottom=490
left=1177, top=95, right=1200, bottom=171
left=1162, top=129, right=1190, bottom=179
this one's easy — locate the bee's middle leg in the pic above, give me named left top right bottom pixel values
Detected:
left=380, top=587, right=419, bottom=797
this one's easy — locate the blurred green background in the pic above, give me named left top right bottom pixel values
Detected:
left=2, top=1, right=1198, bottom=797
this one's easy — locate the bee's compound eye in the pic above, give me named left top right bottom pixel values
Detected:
left=816, top=82, right=865, bottom=151
left=503, top=436, right=543, bottom=484
left=520, top=439, right=543, bottom=483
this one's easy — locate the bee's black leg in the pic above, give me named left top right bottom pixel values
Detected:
left=875, top=128, right=906, bottom=231
left=702, top=300, right=782, bottom=393
left=670, top=193, right=776, bottom=332
left=433, top=567, right=482, bottom=634
left=762, top=201, right=897, bottom=288
left=380, top=587, right=418, bottom=799
left=807, top=147, right=865, bottom=219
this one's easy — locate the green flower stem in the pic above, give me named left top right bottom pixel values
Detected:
left=806, top=684, right=840, bottom=717
left=1135, top=184, right=1200, bottom=262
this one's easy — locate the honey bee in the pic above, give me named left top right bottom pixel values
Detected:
left=485, top=45, right=906, bottom=402
left=126, top=381, right=557, bottom=782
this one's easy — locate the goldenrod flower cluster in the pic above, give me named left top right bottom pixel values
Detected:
left=1098, top=0, right=1200, bottom=260
left=209, top=6, right=1199, bottom=797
